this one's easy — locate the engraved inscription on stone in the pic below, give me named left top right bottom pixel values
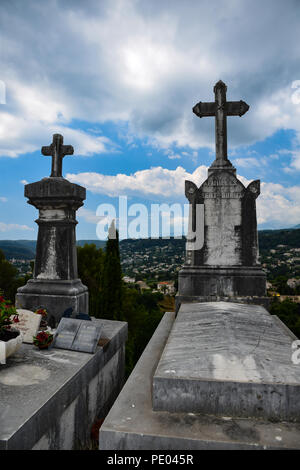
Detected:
left=53, top=318, right=81, bottom=349
left=53, top=318, right=102, bottom=354
left=203, top=192, right=243, bottom=199
left=16, top=309, right=42, bottom=344
left=72, top=322, right=102, bottom=354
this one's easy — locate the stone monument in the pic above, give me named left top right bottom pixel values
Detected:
left=16, top=134, right=88, bottom=326
left=177, top=80, right=268, bottom=308
left=98, top=81, right=300, bottom=451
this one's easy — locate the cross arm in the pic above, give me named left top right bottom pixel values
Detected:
left=193, top=102, right=215, bottom=117
left=226, top=100, right=249, bottom=116
left=41, top=145, right=53, bottom=156
left=193, top=100, right=249, bottom=118
left=62, top=145, right=74, bottom=156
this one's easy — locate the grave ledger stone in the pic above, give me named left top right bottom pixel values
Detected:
left=177, top=80, right=268, bottom=308
left=16, top=134, right=88, bottom=325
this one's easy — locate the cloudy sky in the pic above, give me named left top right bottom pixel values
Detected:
left=1, top=0, right=300, bottom=239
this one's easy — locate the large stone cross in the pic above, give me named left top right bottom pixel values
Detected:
left=193, top=80, right=249, bottom=166
left=41, top=134, right=74, bottom=177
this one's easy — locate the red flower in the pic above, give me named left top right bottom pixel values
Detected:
left=35, top=308, right=47, bottom=317
left=33, top=330, right=53, bottom=347
left=0, top=296, right=5, bottom=303
left=13, top=315, right=20, bottom=323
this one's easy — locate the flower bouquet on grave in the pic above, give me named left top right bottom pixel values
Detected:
left=0, top=294, right=23, bottom=364
left=33, top=330, right=53, bottom=350
left=35, top=307, right=48, bottom=330
left=0, top=295, right=21, bottom=341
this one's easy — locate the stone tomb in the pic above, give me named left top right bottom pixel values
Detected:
left=99, top=304, right=300, bottom=450
left=152, top=302, right=300, bottom=422
left=15, top=309, right=42, bottom=344
left=0, top=318, right=127, bottom=450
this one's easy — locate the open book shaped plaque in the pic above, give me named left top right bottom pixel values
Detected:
left=53, top=318, right=102, bottom=354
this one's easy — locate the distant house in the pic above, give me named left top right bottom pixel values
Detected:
left=287, top=278, right=300, bottom=289
left=157, top=281, right=175, bottom=295
left=123, top=276, right=136, bottom=284
left=266, top=281, right=273, bottom=290
left=136, top=280, right=150, bottom=291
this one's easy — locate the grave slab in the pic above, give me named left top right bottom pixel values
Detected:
left=99, top=311, right=300, bottom=450
left=152, top=302, right=300, bottom=421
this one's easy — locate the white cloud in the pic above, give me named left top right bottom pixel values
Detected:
left=77, top=207, right=104, bottom=224
left=290, top=152, right=300, bottom=170
left=1, top=1, right=300, bottom=158
left=168, top=154, right=181, bottom=160
left=232, top=157, right=261, bottom=169
left=257, top=182, right=300, bottom=227
left=0, top=197, right=7, bottom=202
left=68, top=164, right=300, bottom=228
left=67, top=165, right=208, bottom=199
left=0, top=222, right=34, bottom=232
left=0, top=78, right=115, bottom=158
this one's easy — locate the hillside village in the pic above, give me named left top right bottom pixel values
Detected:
left=3, top=228, right=300, bottom=299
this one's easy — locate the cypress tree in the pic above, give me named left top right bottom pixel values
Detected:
left=77, top=244, right=104, bottom=318
left=102, top=220, right=123, bottom=320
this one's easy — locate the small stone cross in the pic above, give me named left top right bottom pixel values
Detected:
left=193, top=80, right=249, bottom=166
left=41, top=134, right=74, bottom=177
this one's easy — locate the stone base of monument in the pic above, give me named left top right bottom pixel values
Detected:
left=0, top=318, right=127, bottom=450
left=16, top=278, right=89, bottom=325
left=177, top=265, right=269, bottom=310
left=99, top=303, right=300, bottom=450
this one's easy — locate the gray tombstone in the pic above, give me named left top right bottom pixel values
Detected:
left=16, top=134, right=89, bottom=326
left=177, top=81, right=268, bottom=309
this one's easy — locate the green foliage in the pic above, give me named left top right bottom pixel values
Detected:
left=270, top=298, right=300, bottom=338
left=77, top=244, right=104, bottom=318
left=259, top=229, right=300, bottom=251
left=101, top=224, right=123, bottom=321
left=0, top=241, right=35, bottom=260
left=272, top=276, right=291, bottom=295
left=121, top=287, right=163, bottom=377
left=77, top=234, right=164, bottom=377
left=0, top=292, right=18, bottom=334
left=0, top=249, right=29, bottom=302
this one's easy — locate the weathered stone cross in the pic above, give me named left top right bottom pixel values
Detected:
left=193, top=80, right=249, bottom=166
left=41, top=134, right=74, bottom=177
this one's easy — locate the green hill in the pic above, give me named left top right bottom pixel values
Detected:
left=0, top=241, right=35, bottom=260
left=0, top=239, right=106, bottom=260
left=259, top=228, right=300, bottom=252
left=0, top=228, right=299, bottom=261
